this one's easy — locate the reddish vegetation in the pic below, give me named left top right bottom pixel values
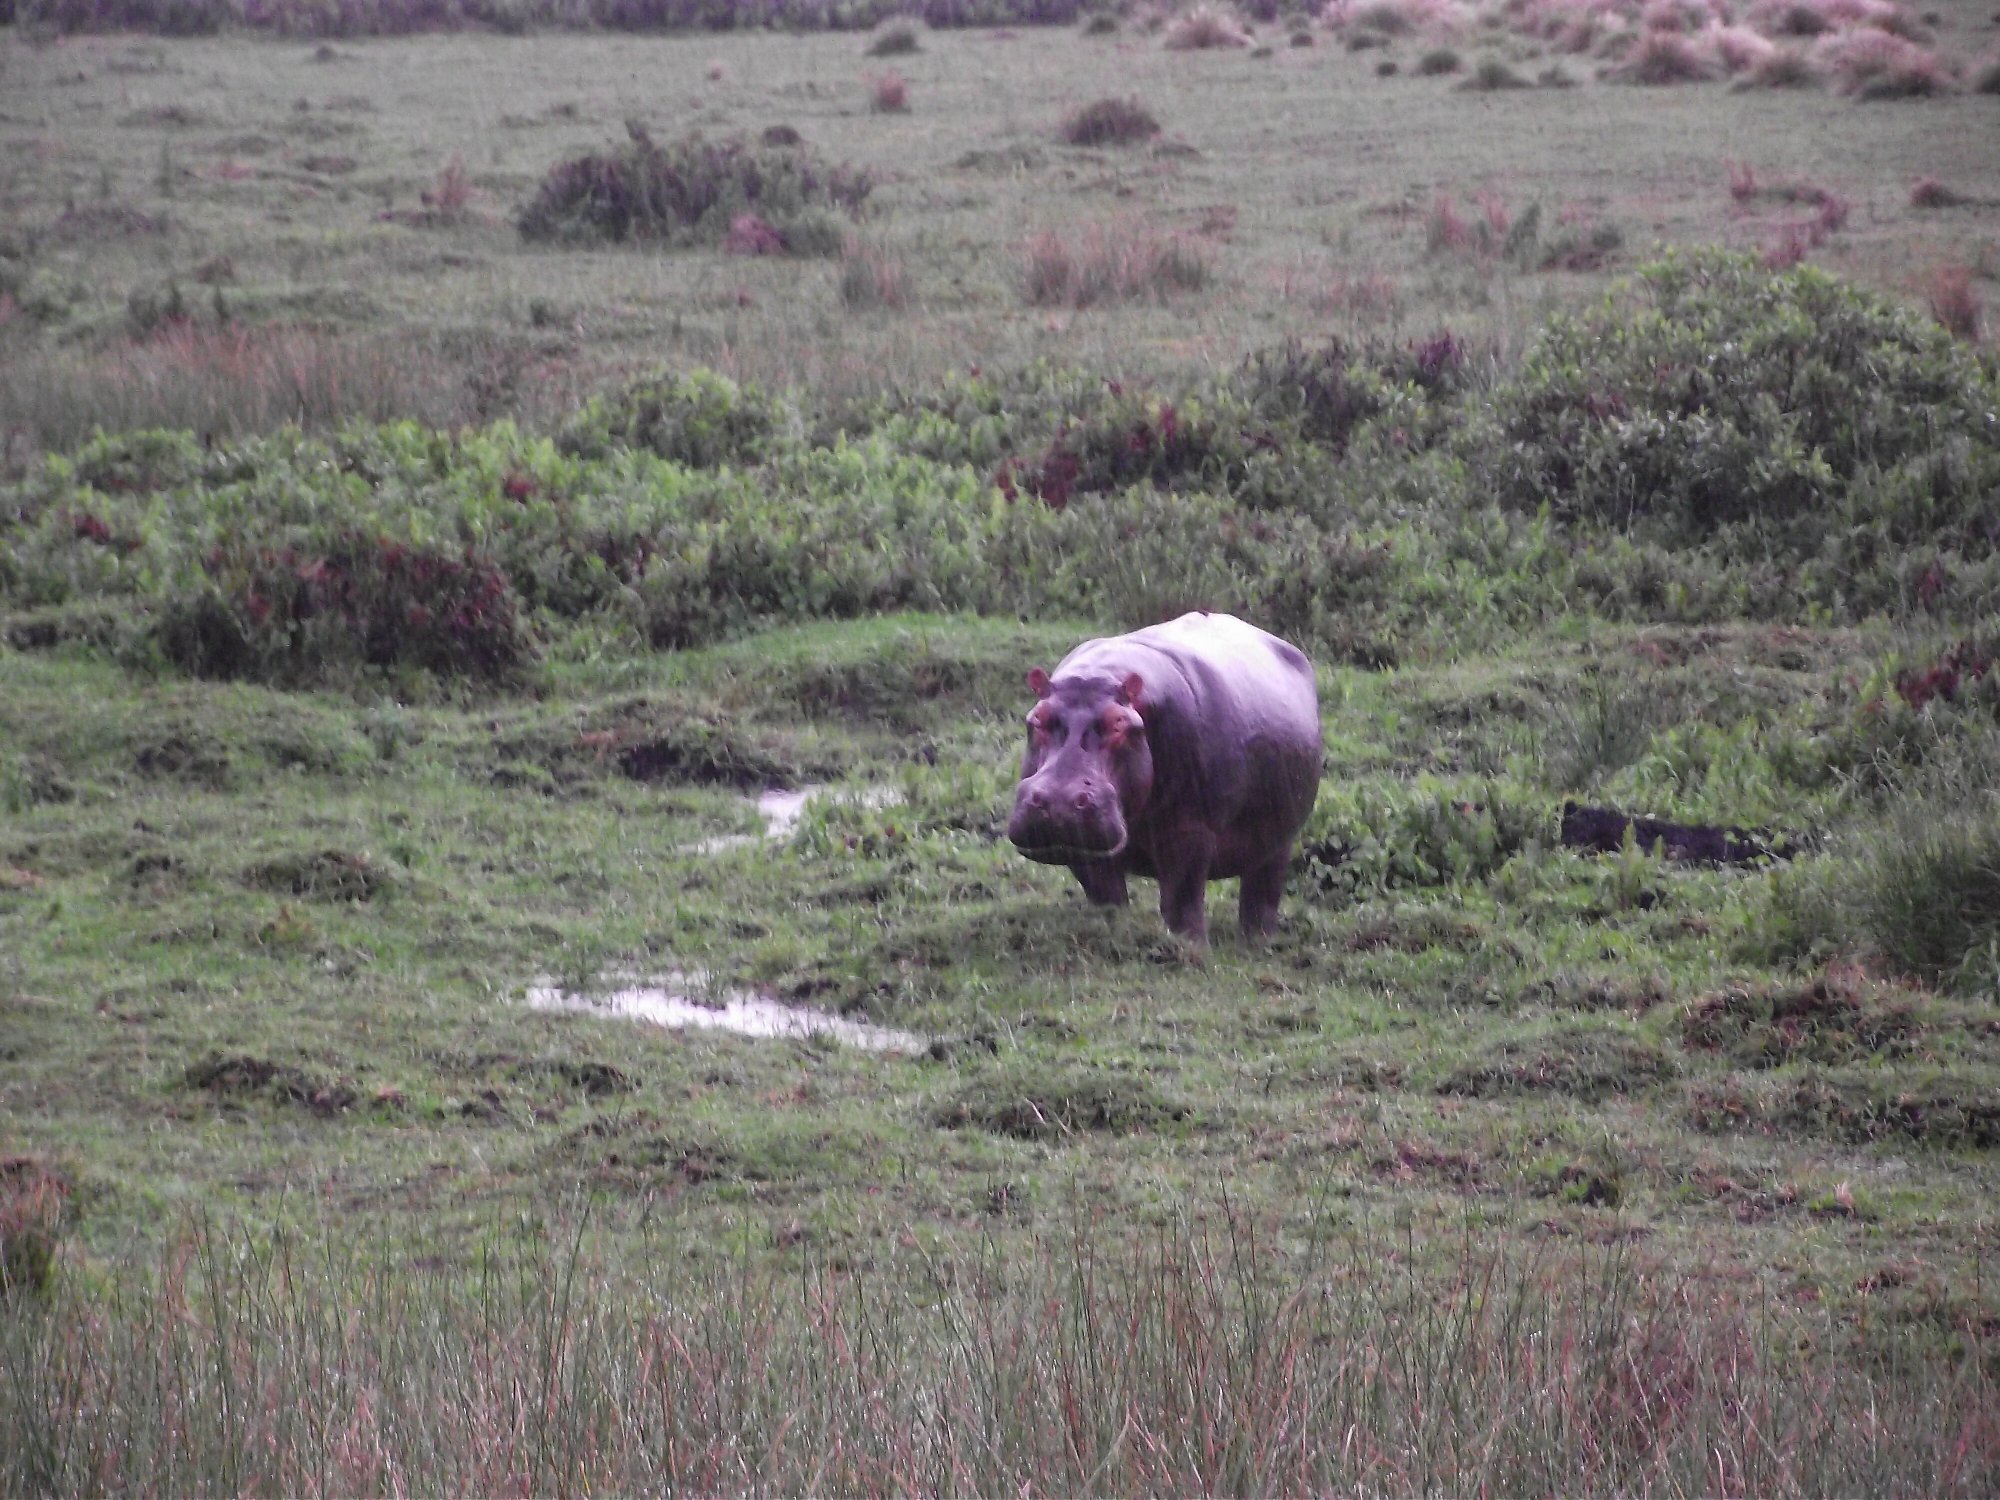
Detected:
left=204, top=535, right=532, bottom=679
left=66, top=511, right=140, bottom=551
left=1893, top=638, right=1995, bottom=711
left=723, top=212, right=786, bottom=255
left=1426, top=193, right=1472, bottom=254
left=867, top=69, right=909, bottom=112
left=1925, top=263, right=1983, bottom=342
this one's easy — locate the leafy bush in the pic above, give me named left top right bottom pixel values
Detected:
left=1852, top=800, right=2000, bottom=993
left=158, top=532, right=536, bottom=685
left=1483, top=251, right=2000, bottom=557
left=1301, top=779, right=1548, bottom=897
left=557, top=368, right=789, bottom=466
left=517, top=125, right=872, bottom=250
left=1612, top=30, right=1716, bottom=84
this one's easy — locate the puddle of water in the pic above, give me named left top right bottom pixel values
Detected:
left=526, top=973, right=928, bottom=1053
left=689, top=783, right=900, bottom=855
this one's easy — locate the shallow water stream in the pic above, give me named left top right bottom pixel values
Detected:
left=527, top=973, right=928, bottom=1053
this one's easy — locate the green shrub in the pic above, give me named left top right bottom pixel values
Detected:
left=158, top=532, right=536, bottom=686
left=1484, top=251, right=2000, bottom=554
left=1301, top=778, right=1547, bottom=897
left=517, top=125, right=872, bottom=249
left=1854, top=800, right=2000, bottom=993
left=557, top=368, right=788, bottom=467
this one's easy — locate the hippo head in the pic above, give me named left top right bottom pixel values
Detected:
left=1007, top=665, right=1153, bottom=865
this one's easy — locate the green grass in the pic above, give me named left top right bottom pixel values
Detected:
left=6, top=14, right=2000, bottom=1490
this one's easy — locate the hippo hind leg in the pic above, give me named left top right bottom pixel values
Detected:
left=1071, top=860, right=1128, bottom=908
left=1237, top=850, right=1292, bottom=939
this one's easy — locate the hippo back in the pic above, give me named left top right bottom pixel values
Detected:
left=1054, top=612, right=1320, bottom=844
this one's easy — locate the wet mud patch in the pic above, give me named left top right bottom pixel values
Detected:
left=782, top=656, right=998, bottom=731
left=554, top=1113, right=752, bottom=1187
left=1343, top=910, right=1488, bottom=954
left=1521, top=971, right=1673, bottom=1015
left=135, top=732, right=234, bottom=791
left=182, top=1052, right=359, bottom=1116
left=1560, top=802, right=1804, bottom=867
left=243, top=848, right=394, bottom=902
left=692, top=783, right=903, bottom=854
left=934, top=1063, right=1190, bottom=1142
left=1681, top=970, right=1924, bottom=1068
left=4, top=756, right=76, bottom=807
left=528, top=974, right=927, bottom=1053
left=1372, top=1138, right=1487, bottom=1189
left=506, top=1057, right=634, bottom=1097
left=487, top=703, right=816, bottom=794
left=1437, top=1026, right=1676, bottom=1103
left=2, top=602, right=131, bottom=655
left=1687, top=1070, right=2000, bottom=1149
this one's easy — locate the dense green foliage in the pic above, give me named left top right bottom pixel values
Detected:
left=7, top=254, right=1994, bottom=686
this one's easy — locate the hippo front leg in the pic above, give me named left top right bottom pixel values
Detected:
left=1156, top=831, right=1215, bottom=945
left=1071, top=860, right=1129, bottom=907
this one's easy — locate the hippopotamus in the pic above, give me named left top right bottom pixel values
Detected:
left=1007, top=612, right=1322, bottom=944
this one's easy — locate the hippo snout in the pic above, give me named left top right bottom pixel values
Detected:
left=1008, top=775, right=1127, bottom=863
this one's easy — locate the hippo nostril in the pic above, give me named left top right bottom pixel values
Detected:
left=1028, top=790, right=1048, bottom=809
left=1074, top=792, right=1094, bottom=811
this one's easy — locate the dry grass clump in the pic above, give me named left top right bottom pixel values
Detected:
left=838, top=237, right=910, bottom=310
left=1463, top=54, right=1533, bottom=87
left=1614, top=28, right=1719, bottom=82
left=0, top=323, right=551, bottom=457
left=1909, top=175, right=1969, bottom=209
left=1021, top=221, right=1212, bottom=307
left=1701, top=21, right=1778, bottom=72
left=1418, top=45, right=1463, bottom=72
left=1970, top=55, right=2000, bottom=93
left=1926, top=263, right=1983, bottom=342
left=1059, top=95, right=1162, bottom=147
left=1163, top=4, right=1252, bottom=49
left=1347, top=0, right=1420, bottom=34
left=1819, top=27, right=1955, bottom=96
left=1740, top=44, right=1819, bottom=85
left=0, top=1157, right=69, bottom=1295
left=8, top=1217, right=1999, bottom=1494
left=864, top=21, right=922, bottom=56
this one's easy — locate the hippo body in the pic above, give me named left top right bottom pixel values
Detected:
left=1007, top=612, right=1322, bottom=943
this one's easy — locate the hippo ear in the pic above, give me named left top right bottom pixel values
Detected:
left=1027, top=667, right=1052, bottom=699
left=1118, top=672, right=1144, bottom=708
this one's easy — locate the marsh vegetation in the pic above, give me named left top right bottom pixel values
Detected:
left=3, top=4, right=1999, bottom=1491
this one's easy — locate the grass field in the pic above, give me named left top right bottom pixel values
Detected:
left=4, top=5, right=2000, bottom=1493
